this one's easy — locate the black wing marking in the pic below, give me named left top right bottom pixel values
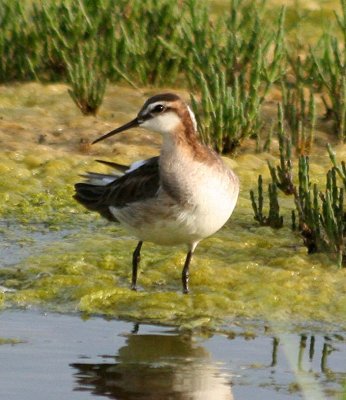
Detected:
left=74, top=157, right=160, bottom=221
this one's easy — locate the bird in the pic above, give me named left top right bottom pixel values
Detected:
left=74, top=93, right=239, bottom=294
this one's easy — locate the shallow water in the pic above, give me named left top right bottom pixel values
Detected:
left=0, top=310, right=345, bottom=400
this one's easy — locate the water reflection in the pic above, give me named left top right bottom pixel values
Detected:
left=265, top=333, right=343, bottom=374
left=269, top=333, right=345, bottom=399
left=0, top=311, right=344, bottom=400
left=70, top=326, right=345, bottom=400
left=71, top=330, right=233, bottom=400
left=296, top=334, right=342, bottom=373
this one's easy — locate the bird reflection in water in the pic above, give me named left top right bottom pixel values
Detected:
left=71, top=330, right=233, bottom=400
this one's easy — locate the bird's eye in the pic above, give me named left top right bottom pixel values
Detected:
left=153, top=104, right=165, bottom=113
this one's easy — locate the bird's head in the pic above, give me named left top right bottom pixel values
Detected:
left=93, top=93, right=197, bottom=144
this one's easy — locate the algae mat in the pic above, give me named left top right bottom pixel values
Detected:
left=0, top=83, right=345, bottom=332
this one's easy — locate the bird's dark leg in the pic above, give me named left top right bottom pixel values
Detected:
left=131, top=241, right=143, bottom=291
left=182, top=249, right=194, bottom=294
left=131, top=323, right=140, bottom=334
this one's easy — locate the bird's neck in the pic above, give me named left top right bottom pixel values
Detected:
left=161, top=123, right=199, bottom=156
left=160, top=121, right=219, bottom=168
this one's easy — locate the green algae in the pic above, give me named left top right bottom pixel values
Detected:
left=0, top=148, right=346, bottom=330
left=1, top=183, right=345, bottom=331
left=0, top=337, right=24, bottom=345
left=0, top=150, right=96, bottom=228
left=0, top=82, right=345, bottom=333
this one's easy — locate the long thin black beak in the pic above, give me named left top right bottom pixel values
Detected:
left=92, top=117, right=139, bottom=144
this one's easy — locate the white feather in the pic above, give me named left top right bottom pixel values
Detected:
left=141, top=111, right=181, bottom=135
left=187, top=105, right=198, bottom=132
left=126, top=159, right=148, bottom=173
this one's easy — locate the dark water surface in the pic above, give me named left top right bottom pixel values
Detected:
left=0, top=310, right=344, bottom=400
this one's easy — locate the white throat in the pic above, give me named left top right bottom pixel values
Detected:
left=141, top=111, right=181, bottom=135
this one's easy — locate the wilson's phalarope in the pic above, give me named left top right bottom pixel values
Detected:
left=74, top=93, right=239, bottom=293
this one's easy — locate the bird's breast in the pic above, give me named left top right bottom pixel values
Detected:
left=160, top=155, right=239, bottom=237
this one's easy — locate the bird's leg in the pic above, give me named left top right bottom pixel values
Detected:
left=182, top=242, right=198, bottom=294
left=131, top=323, right=140, bottom=334
left=182, top=250, right=193, bottom=294
left=131, top=241, right=143, bottom=291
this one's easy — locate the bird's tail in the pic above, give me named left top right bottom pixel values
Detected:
left=74, top=181, right=117, bottom=222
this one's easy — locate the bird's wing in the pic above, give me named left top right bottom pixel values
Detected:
left=104, top=156, right=160, bottom=207
left=95, top=159, right=128, bottom=173
left=74, top=157, right=160, bottom=220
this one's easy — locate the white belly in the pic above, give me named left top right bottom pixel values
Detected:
left=110, top=169, right=239, bottom=246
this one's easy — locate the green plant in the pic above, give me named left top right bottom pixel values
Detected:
left=328, top=143, right=346, bottom=187
left=33, top=0, right=119, bottom=80
left=294, top=156, right=320, bottom=254
left=293, top=155, right=344, bottom=265
left=188, top=4, right=286, bottom=154
left=252, top=106, right=346, bottom=266
left=65, top=43, right=107, bottom=116
left=190, top=70, right=265, bottom=153
left=267, top=105, right=295, bottom=195
left=277, top=151, right=345, bottom=266
left=310, top=0, right=346, bottom=140
left=321, top=168, right=344, bottom=265
left=281, top=80, right=316, bottom=155
left=113, top=0, right=184, bottom=86
left=250, top=175, right=283, bottom=228
left=181, top=0, right=224, bottom=85
left=0, top=1, right=40, bottom=82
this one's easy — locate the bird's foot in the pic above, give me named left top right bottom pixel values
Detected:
left=183, top=286, right=189, bottom=295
